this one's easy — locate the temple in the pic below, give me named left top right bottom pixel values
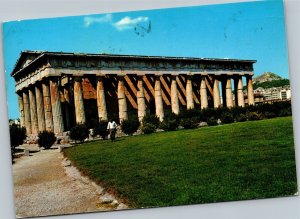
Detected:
left=11, top=51, right=256, bottom=135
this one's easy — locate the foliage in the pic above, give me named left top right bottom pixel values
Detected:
left=180, top=117, right=199, bottom=129
left=206, top=117, right=218, bottom=126
left=220, top=111, right=234, bottom=124
left=253, top=79, right=290, bottom=90
left=64, top=117, right=297, bottom=208
left=247, top=112, right=263, bottom=121
left=38, top=131, right=56, bottom=149
left=159, top=113, right=180, bottom=131
left=121, top=118, right=140, bottom=135
left=9, top=124, right=26, bottom=161
left=235, top=113, right=247, bottom=122
left=70, top=123, right=89, bottom=143
left=93, top=120, right=108, bottom=139
left=142, top=114, right=160, bottom=128
left=141, top=123, right=156, bottom=134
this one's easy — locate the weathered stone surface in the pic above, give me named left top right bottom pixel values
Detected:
left=118, top=76, right=128, bottom=123
left=50, top=78, right=64, bottom=134
left=35, top=85, right=46, bottom=132
left=247, top=76, right=255, bottom=105
left=96, top=77, right=108, bottom=121
left=74, top=77, right=86, bottom=124
left=237, top=76, right=245, bottom=107
left=225, top=78, right=233, bottom=108
left=137, top=76, right=146, bottom=122
left=17, top=93, right=25, bottom=128
left=42, top=81, right=54, bottom=132
left=28, top=88, right=39, bottom=135
left=213, top=78, right=221, bottom=108
left=155, top=76, right=164, bottom=121
left=186, top=76, right=194, bottom=110
left=200, top=76, right=208, bottom=109
left=171, top=76, right=179, bottom=114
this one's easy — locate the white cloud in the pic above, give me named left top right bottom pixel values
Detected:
left=113, top=16, right=149, bottom=31
left=84, top=14, right=112, bottom=27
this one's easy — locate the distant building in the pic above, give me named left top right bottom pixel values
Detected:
left=253, top=86, right=291, bottom=103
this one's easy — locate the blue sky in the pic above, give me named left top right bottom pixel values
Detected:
left=3, top=0, right=289, bottom=119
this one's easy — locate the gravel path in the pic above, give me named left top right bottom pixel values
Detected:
left=13, top=146, right=127, bottom=218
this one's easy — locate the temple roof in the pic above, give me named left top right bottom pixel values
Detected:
left=11, top=50, right=257, bottom=77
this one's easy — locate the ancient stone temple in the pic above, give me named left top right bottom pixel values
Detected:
left=11, top=51, right=256, bottom=135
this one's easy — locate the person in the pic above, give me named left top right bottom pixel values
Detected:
left=107, top=119, right=117, bottom=142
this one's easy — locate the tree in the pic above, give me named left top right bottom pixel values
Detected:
left=9, top=124, right=26, bottom=162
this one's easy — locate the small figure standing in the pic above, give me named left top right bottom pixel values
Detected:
left=107, top=119, right=117, bottom=142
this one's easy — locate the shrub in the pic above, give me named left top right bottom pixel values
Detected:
left=38, top=131, right=56, bottom=149
left=70, top=123, right=89, bottom=143
left=207, top=117, right=218, bottom=126
left=142, top=114, right=160, bottom=128
left=247, top=112, right=263, bottom=121
left=9, top=124, right=26, bottom=162
left=141, top=123, right=156, bottom=134
left=159, top=113, right=180, bottom=131
left=263, top=111, right=276, bottom=119
left=278, top=108, right=292, bottom=117
left=235, top=113, right=247, bottom=122
left=220, top=112, right=234, bottom=124
left=121, top=118, right=140, bottom=135
left=93, top=120, right=108, bottom=139
left=180, top=117, right=199, bottom=129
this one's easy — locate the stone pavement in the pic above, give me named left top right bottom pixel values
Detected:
left=13, top=145, right=127, bottom=218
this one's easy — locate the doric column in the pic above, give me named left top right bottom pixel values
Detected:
left=137, top=76, right=146, bottom=122
left=171, top=75, right=179, bottom=114
left=50, top=78, right=64, bottom=134
left=213, top=77, right=221, bottom=108
left=73, top=77, right=86, bottom=124
left=23, top=91, right=31, bottom=134
left=28, top=88, right=39, bottom=135
left=63, top=86, right=71, bottom=130
left=35, top=85, right=46, bottom=132
left=247, top=75, right=255, bottom=105
left=200, top=76, right=208, bottom=109
left=96, top=76, right=108, bottom=121
left=118, top=76, right=128, bottom=123
left=225, top=77, right=234, bottom=108
left=42, top=81, right=54, bottom=132
left=155, top=76, right=164, bottom=121
left=17, top=93, right=25, bottom=128
left=186, top=75, right=194, bottom=110
left=236, top=76, right=245, bottom=107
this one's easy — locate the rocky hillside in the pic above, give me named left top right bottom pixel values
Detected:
left=253, top=72, right=282, bottom=84
left=252, top=72, right=289, bottom=90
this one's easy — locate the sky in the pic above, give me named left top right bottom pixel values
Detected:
left=2, top=0, right=289, bottom=119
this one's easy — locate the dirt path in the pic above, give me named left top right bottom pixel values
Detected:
left=13, top=146, right=127, bottom=218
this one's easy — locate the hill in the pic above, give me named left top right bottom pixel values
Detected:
left=253, top=72, right=282, bottom=84
left=252, top=72, right=289, bottom=90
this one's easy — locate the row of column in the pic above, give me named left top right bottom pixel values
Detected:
left=18, top=78, right=64, bottom=135
left=97, top=74, right=255, bottom=123
left=17, top=74, right=254, bottom=135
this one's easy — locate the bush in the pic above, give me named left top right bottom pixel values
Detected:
left=247, top=112, right=263, bottom=121
left=207, top=117, right=218, bottom=126
left=141, top=123, right=156, bottom=134
left=9, top=124, right=26, bottom=162
left=93, top=120, right=108, bottom=139
left=220, top=112, right=234, bottom=124
left=159, top=113, right=180, bottom=131
left=180, top=117, right=199, bottom=129
left=121, top=118, right=140, bottom=135
left=263, top=111, right=276, bottom=119
left=142, top=114, right=160, bottom=128
left=38, top=131, right=56, bottom=149
left=70, top=123, right=89, bottom=143
left=235, top=113, right=247, bottom=122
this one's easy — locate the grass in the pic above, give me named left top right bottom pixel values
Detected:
left=63, top=117, right=298, bottom=208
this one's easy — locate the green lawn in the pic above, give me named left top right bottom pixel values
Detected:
left=63, top=117, right=298, bottom=208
